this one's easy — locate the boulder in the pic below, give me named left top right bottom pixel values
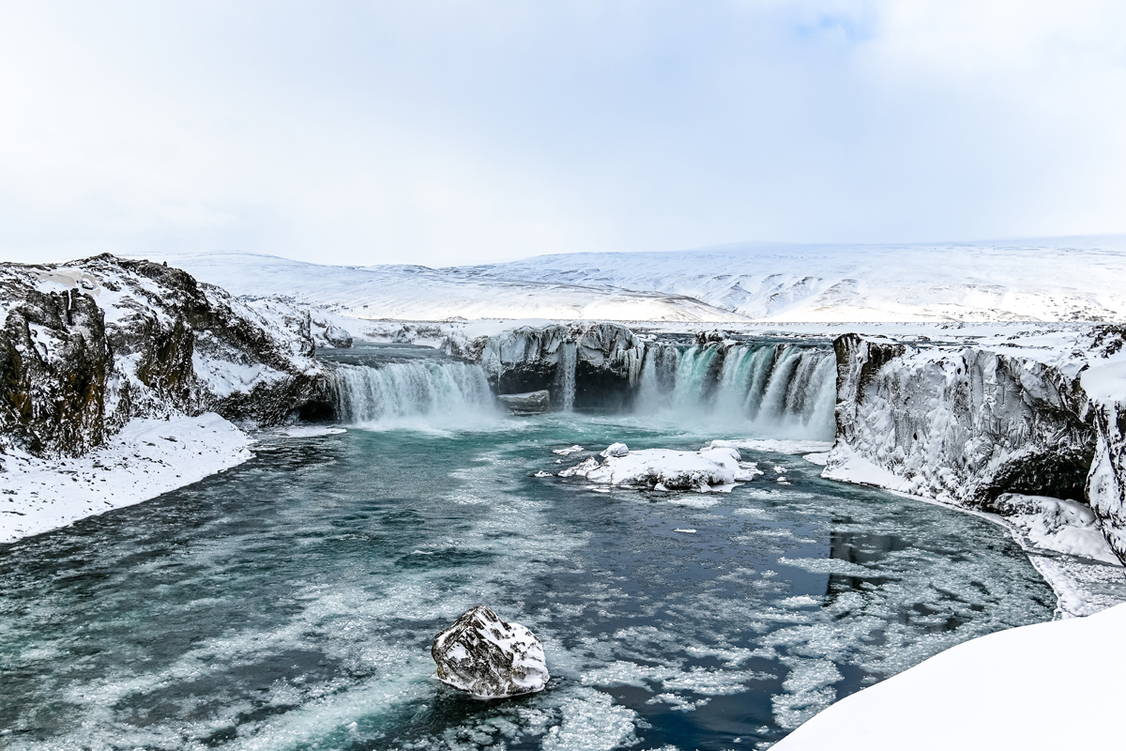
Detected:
left=431, top=605, right=549, bottom=699
left=601, top=442, right=629, bottom=458
left=496, top=389, right=550, bottom=415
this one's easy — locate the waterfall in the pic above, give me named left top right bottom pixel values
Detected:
left=555, top=342, right=577, bottom=412
left=671, top=344, right=721, bottom=408
left=631, top=340, right=836, bottom=438
left=636, top=342, right=680, bottom=412
left=331, top=360, right=496, bottom=427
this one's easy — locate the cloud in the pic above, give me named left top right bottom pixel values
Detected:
left=0, top=1, right=1124, bottom=265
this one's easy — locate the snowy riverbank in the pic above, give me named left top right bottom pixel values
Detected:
left=774, top=602, right=1126, bottom=751
left=0, top=413, right=253, bottom=543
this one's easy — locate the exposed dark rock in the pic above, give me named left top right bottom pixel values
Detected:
left=0, top=254, right=329, bottom=457
left=431, top=605, right=549, bottom=699
left=496, top=390, right=551, bottom=415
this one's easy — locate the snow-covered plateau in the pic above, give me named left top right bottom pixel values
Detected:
left=137, top=236, right=1126, bottom=323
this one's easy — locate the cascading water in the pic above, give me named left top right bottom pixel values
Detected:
left=555, top=342, right=577, bottom=412
left=634, top=340, right=836, bottom=438
left=637, top=343, right=680, bottom=413
left=670, top=344, right=722, bottom=408
left=330, top=360, right=496, bottom=427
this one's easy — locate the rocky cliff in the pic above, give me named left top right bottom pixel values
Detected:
left=826, top=329, right=1126, bottom=565
left=0, top=254, right=328, bottom=458
left=470, top=323, right=645, bottom=409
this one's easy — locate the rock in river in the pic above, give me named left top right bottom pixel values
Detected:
left=431, top=605, right=549, bottom=699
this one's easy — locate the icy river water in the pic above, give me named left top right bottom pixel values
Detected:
left=1, top=349, right=1056, bottom=751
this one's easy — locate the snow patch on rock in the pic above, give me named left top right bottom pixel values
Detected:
left=560, top=446, right=761, bottom=492
left=431, top=605, right=549, bottom=699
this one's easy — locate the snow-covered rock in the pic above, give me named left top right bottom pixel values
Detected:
left=0, top=254, right=328, bottom=460
left=431, top=606, right=549, bottom=699
left=774, top=603, right=1126, bottom=751
left=992, top=494, right=1120, bottom=564
left=601, top=442, right=629, bottom=458
left=561, top=445, right=761, bottom=492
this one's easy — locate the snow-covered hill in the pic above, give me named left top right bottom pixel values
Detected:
left=459, top=237, right=1126, bottom=322
left=138, top=251, right=743, bottom=323
left=138, top=237, right=1126, bottom=323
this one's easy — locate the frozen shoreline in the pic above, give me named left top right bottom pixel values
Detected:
left=822, top=449, right=1126, bottom=618
left=0, top=413, right=254, bottom=544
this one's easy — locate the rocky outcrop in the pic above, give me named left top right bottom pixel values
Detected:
left=472, top=323, right=645, bottom=410
left=0, top=254, right=328, bottom=458
left=496, top=390, right=551, bottom=415
left=826, top=331, right=1126, bottom=564
left=0, top=287, right=114, bottom=455
left=432, top=605, right=549, bottom=699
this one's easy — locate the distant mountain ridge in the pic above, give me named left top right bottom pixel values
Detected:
left=137, top=236, right=1126, bottom=322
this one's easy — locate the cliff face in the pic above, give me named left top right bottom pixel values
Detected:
left=472, top=323, right=645, bottom=409
left=827, top=330, right=1126, bottom=565
left=0, top=254, right=328, bottom=458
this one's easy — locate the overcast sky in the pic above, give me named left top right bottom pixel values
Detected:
left=2, top=0, right=1125, bottom=267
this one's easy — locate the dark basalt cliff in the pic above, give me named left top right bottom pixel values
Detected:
left=0, top=254, right=329, bottom=457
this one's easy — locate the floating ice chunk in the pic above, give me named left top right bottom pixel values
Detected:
left=432, top=605, right=549, bottom=699
left=553, top=444, right=586, bottom=456
left=533, top=471, right=553, bottom=478
left=561, top=446, right=761, bottom=493
left=601, top=442, right=630, bottom=458
left=276, top=425, right=347, bottom=438
left=708, top=439, right=833, bottom=455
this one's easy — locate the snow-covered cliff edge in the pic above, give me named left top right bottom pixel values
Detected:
left=0, top=254, right=331, bottom=540
left=825, top=329, right=1126, bottom=577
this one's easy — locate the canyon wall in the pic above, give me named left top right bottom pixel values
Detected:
left=0, top=254, right=328, bottom=458
left=827, top=330, right=1126, bottom=564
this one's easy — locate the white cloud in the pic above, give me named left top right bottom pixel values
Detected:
left=0, top=1, right=1123, bottom=265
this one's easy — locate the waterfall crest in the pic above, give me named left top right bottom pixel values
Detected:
left=635, top=340, right=836, bottom=438
left=331, top=361, right=496, bottom=427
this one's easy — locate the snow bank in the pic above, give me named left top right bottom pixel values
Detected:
left=560, top=445, right=761, bottom=492
left=0, top=413, right=252, bottom=543
left=774, top=603, right=1126, bottom=751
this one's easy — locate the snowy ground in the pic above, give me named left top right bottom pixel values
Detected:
left=774, top=602, right=1126, bottom=751
left=0, top=413, right=253, bottom=543
left=135, top=237, right=1126, bottom=324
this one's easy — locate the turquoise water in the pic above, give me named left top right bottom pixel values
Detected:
left=0, top=412, right=1055, bottom=750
